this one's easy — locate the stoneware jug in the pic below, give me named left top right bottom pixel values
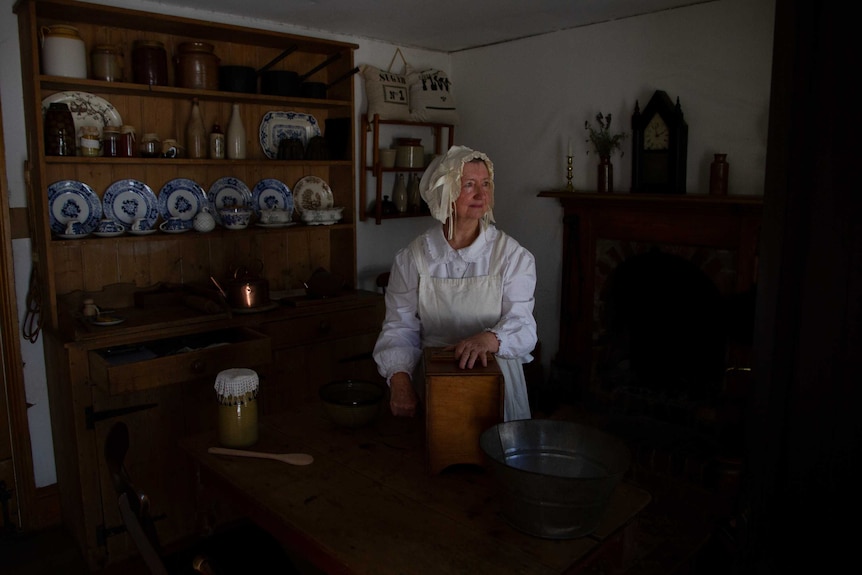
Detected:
left=41, top=25, right=87, bottom=78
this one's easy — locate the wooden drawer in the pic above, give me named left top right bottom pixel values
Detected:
left=261, top=305, right=382, bottom=349
left=88, top=328, right=270, bottom=395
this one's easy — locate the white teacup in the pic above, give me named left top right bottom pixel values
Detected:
left=96, top=218, right=124, bottom=234
left=161, top=217, right=187, bottom=232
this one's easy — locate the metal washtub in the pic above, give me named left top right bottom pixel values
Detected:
left=479, top=419, right=631, bottom=539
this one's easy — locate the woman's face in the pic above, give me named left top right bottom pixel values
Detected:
left=454, top=160, right=492, bottom=222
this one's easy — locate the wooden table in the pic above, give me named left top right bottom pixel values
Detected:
left=179, top=405, right=650, bottom=574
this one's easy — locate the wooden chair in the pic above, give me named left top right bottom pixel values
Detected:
left=376, top=271, right=391, bottom=295
left=104, top=422, right=298, bottom=575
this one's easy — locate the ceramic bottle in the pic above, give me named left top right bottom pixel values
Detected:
left=393, top=174, right=408, bottom=213
left=186, top=98, right=207, bottom=159
left=209, top=122, right=225, bottom=159
left=709, top=154, right=729, bottom=195
left=226, top=103, right=246, bottom=159
left=408, top=173, right=421, bottom=212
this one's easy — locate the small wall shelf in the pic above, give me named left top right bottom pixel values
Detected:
left=359, top=114, right=454, bottom=224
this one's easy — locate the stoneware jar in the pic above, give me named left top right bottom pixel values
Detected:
left=90, top=44, right=123, bottom=82
left=41, top=25, right=87, bottom=78
left=132, top=40, right=168, bottom=86
left=174, top=42, right=219, bottom=90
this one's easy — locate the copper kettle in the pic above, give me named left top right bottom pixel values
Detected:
left=212, top=261, right=270, bottom=309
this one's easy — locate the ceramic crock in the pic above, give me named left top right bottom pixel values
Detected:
left=41, top=25, right=87, bottom=78
left=174, top=42, right=219, bottom=90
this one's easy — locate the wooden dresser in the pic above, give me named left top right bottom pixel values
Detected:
left=13, top=0, right=379, bottom=569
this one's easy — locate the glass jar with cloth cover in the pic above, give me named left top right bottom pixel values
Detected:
left=215, top=368, right=259, bottom=448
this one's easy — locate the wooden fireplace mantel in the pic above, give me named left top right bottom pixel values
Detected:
left=539, top=190, right=763, bottom=386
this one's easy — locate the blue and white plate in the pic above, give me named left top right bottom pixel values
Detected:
left=158, top=178, right=207, bottom=222
left=207, top=177, right=252, bottom=224
left=47, top=180, right=102, bottom=235
left=251, top=178, right=293, bottom=216
left=258, top=111, right=320, bottom=160
left=102, top=179, right=159, bottom=229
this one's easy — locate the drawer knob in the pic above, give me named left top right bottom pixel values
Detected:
left=318, top=320, right=331, bottom=334
left=191, top=359, right=206, bottom=373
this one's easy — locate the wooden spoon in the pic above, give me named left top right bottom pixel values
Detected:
left=208, top=447, right=313, bottom=466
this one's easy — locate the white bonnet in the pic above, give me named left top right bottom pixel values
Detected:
left=419, top=145, right=495, bottom=236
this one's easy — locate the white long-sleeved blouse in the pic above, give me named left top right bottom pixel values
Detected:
left=373, top=223, right=537, bottom=383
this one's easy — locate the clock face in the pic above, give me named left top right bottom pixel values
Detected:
left=644, top=114, right=669, bottom=151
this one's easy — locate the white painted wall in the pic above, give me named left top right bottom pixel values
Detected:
left=1, top=0, right=774, bottom=489
left=450, top=0, right=775, bottom=378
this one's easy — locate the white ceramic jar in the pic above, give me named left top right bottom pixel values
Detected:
left=41, top=25, right=87, bottom=78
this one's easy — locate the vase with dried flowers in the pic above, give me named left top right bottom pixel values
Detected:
left=585, top=112, right=626, bottom=192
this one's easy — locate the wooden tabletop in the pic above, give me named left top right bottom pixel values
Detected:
left=179, top=405, right=650, bottom=575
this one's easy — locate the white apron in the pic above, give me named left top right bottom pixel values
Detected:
left=412, top=235, right=532, bottom=421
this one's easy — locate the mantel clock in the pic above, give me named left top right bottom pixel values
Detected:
left=631, top=90, right=688, bottom=194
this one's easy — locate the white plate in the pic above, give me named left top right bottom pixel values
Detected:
left=47, top=180, right=102, bottom=234
left=258, top=111, right=320, bottom=160
left=90, top=316, right=125, bottom=326
left=292, top=176, right=334, bottom=213
left=251, top=178, right=294, bottom=216
left=207, top=177, right=252, bottom=224
left=127, top=228, right=158, bottom=236
left=42, top=91, right=122, bottom=140
left=303, top=220, right=339, bottom=226
left=92, top=230, right=125, bottom=238
left=56, top=233, right=91, bottom=239
left=256, top=222, right=298, bottom=229
left=103, top=179, right=159, bottom=229
left=158, top=178, right=207, bottom=221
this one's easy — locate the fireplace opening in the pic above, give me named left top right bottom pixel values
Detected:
left=597, top=248, right=727, bottom=402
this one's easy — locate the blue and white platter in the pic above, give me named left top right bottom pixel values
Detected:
left=251, top=178, right=293, bottom=216
left=208, top=177, right=252, bottom=224
left=102, top=179, right=159, bottom=229
left=158, top=178, right=208, bottom=222
left=258, top=111, right=320, bottom=160
left=47, top=180, right=102, bottom=235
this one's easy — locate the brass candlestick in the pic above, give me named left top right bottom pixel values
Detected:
left=566, top=155, right=574, bottom=191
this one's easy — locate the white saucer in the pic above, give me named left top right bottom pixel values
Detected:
left=128, top=228, right=158, bottom=236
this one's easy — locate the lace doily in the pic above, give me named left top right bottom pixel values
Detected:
left=214, top=368, right=259, bottom=399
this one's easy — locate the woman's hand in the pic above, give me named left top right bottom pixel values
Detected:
left=389, top=372, right=418, bottom=417
left=453, top=331, right=499, bottom=369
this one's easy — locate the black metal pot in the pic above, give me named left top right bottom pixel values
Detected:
left=261, top=52, right=342, bottom=97
left=299, top=66, right=359, bottom=99
left=219, top=45, right=297, bottom=94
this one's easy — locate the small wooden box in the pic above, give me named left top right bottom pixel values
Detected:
left=424, top=347, right=503, bottom=474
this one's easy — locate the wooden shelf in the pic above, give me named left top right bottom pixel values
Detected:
left=17, top=0, right=360, bottom=330
left=359, top=114, right=454, bottom=224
